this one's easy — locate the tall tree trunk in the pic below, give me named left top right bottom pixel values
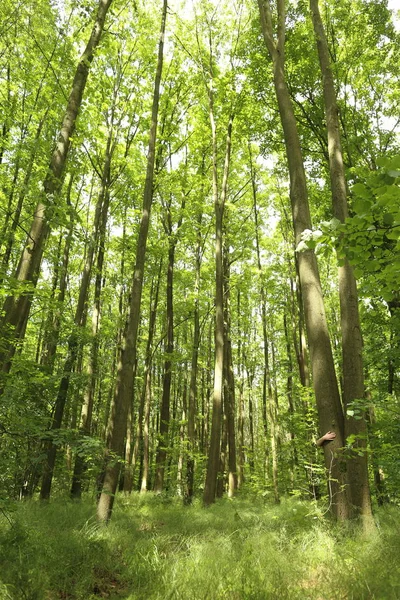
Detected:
left=252, top=167, right=279, bottom=501
left=310, top=0, right=373, bottom=525
left=154, top=244, right=175, bottom=492
left=294, top=258, right=310, bottom=388
left=245, top=364, right=255, bottom=474
left=97, top=0, right=167, bottom=522
left=257, top=0, right=351, bottom=520
left=237, top=290, right=245, bottom=488
left=138, top=261, right=162, bottom=493
left=0, top=0, right=113, bottom=376
left=185, top=213, right=202, bottom=503
left=283, top=312, right=298, bottom=473
left=70, top=178, right=111, bottom=499
left=223, top=249, right=237, bottom=497
left=203, top=113, right=234, bottom=505
left=40, top=169, right=109, bottom=500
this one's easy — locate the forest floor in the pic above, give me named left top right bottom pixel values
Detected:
left=0, top=493, right=399, bottom=600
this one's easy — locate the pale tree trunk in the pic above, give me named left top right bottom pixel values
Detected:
left=223, top=248, right=237, bottom=498
left=203, top=320, right=213, bottom=456
left=153, top=245, right=174, bottom=493
left=140, top=367, right=153, bottom=493
left=294, top=258, right=310, bottom=388
left=245, top=363, right=255, bottom=474
left=185, top=213, right=202, bottom=503
left=97, top=0, right=167, bottom=522
left=177, top=375, right=188, bottom=496
left=203, top=112, right=234, bottom=505
left=270, top=338, right=280, bottom=503
left=257, top=0, right=351, bottom=520
left=0, top=0, right=114, bottom=377
left=283, top=312, right=298, bottom=473
left=310, top=0, right=373, bottom=525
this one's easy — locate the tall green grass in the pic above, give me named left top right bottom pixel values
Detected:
left=0, top=494, right=399, bottom=599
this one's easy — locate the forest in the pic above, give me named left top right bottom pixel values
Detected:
left=0, top=0, right=399, bottom=598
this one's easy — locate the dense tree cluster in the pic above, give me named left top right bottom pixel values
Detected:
left=0, top=0, right=399, bottom=522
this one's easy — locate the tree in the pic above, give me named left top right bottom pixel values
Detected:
left=97, top=0, right=168, bottom=522
left=310, top=0, right=373, bottom=525
left=0, top=0, right=114, bottom=380
left=257, top=0, right=351, bottom=519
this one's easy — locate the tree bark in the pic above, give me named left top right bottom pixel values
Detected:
left=154, top=243, right=175, bottom=491
left=310, top=0, right=373, bottom=525
left=70, top=180, right=111, bottom=499
left=185, top=213, right=202, bottom=503
left=203, top=113, right=234, bottom=505
left=97, top=0, right=167, bottom=521
left=257, top=0, right=351, bottom=519
left=40, top=165, right=109, bottom=500
left=223, top=248, right=237, bottom=498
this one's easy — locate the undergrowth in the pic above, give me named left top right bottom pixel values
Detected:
left=0, top=494, right=399, bottom=599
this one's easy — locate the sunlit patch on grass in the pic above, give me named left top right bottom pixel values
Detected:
left=0, top=495, right=399, bottom=599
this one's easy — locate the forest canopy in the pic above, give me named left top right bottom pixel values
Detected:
left=0, top=0, right=399, bottom=529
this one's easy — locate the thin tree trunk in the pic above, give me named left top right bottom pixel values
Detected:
left=139, top=261, right=162, bottom=493
left=284, top=312, right=298, bottom=472
left=97, top=0, right=167, bottom=522
left=40, top=164, right=109, bottom=501
left=223, top=249, right=237, bottom=497
left=236, top=291, right=245, bottom=488
left=40, top=176, right=78, bottom=371
left=246, top=365, right=255, bottom=474
left=185, top=214, right=202, bottom=503
left=154, top=243, right=175, bottom=492
left=0, top=114, right=48, bottom=282
left=70, top=177, right=111, bottom=499
left=203, top=113, right=234, bottom=505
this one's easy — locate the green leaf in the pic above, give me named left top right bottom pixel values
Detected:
left=353, top=197, right=371, bottom=215
left=383, top=213, right=395, bottom=226
left=352, top=183, right=371, bottom=199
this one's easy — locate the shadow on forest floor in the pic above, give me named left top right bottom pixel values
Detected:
left=1, top=493, right=400, bottom=599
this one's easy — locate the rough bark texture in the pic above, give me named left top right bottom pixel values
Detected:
left=310, top=0, right=373, bottom=525
left=257, top=0, right=351, bottom=519
left=97, top=0, right=167, bottom=522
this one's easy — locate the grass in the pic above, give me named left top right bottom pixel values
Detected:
left=0, top=493, right=399, bottom=599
